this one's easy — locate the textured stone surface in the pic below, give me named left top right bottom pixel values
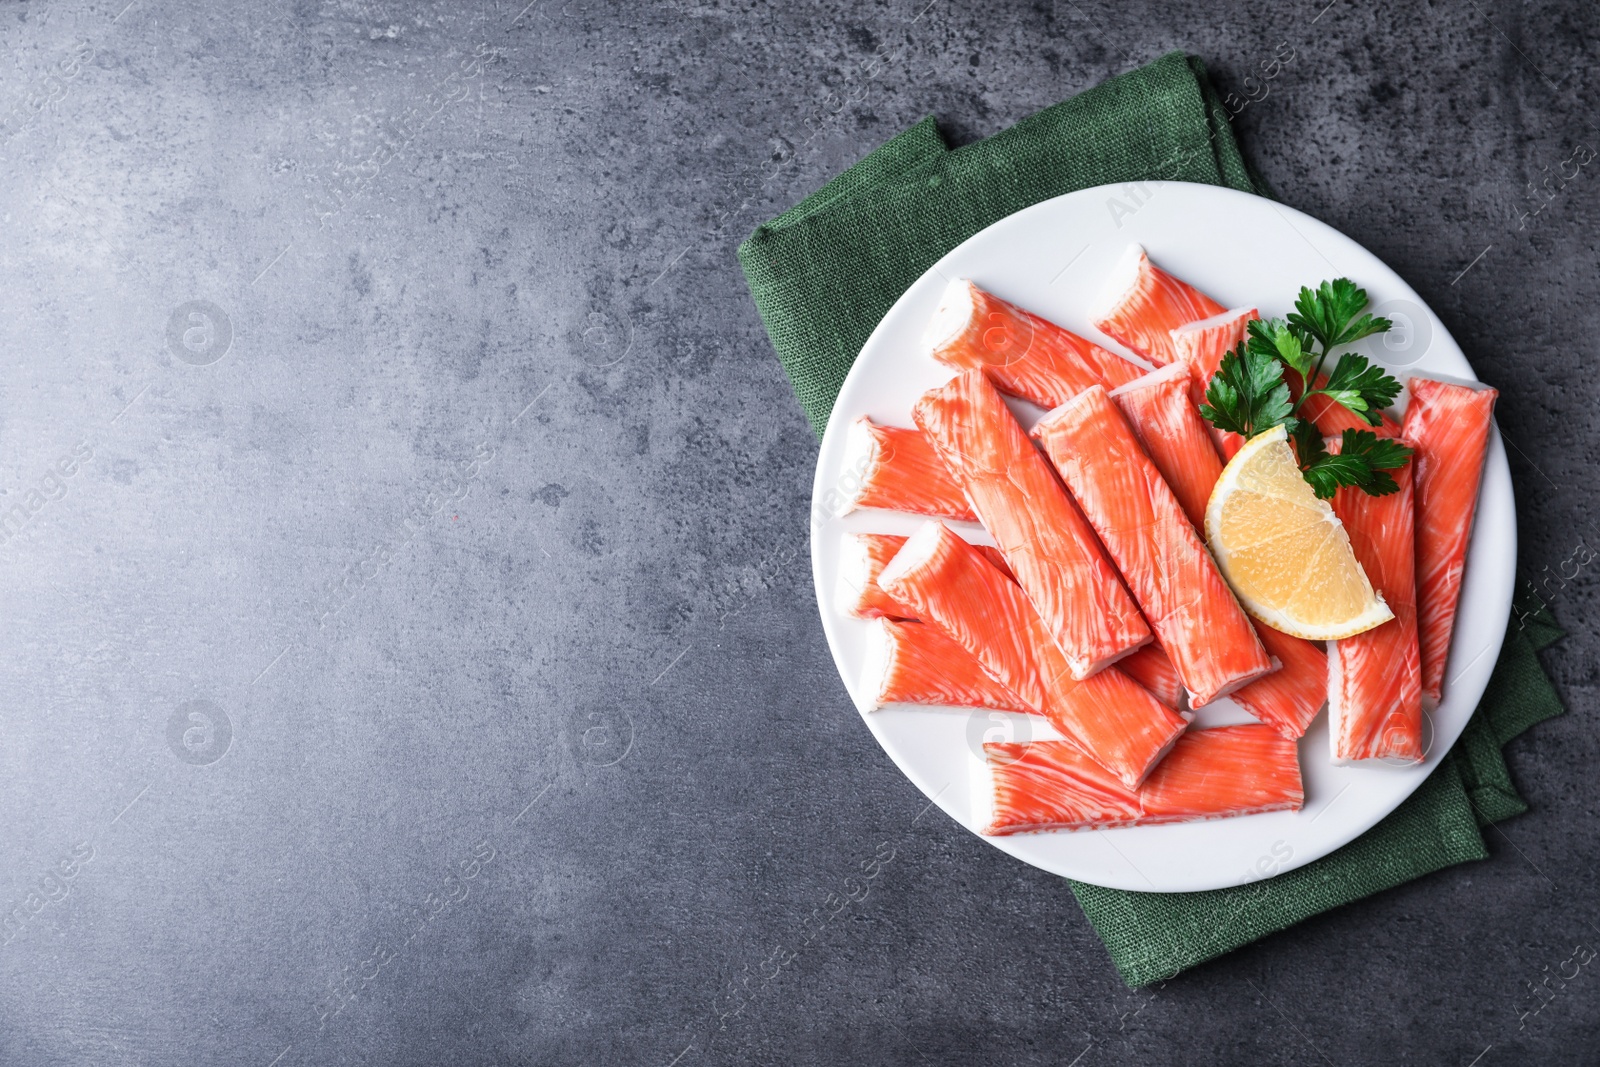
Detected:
left=0, top=0, right=1594, bottom=1063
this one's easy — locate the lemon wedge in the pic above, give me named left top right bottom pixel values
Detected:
left=1205, top=425, right=1393, bottom=640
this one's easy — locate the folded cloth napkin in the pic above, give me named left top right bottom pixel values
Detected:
left=738, top=51, right=1567, bottom=986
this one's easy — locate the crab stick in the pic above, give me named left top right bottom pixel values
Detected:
left=979, top=725, right=1303, bottom=835
left=1117, top=643, right=1186, bottom=711
left=879, top=522, right=1186, bottom=789
left=1171, top=307, right=1258, bottom=393
left=1401, top=377, right=1499, bottom=709
left=1108, top=362, right=1221, bottom=529
left=923, top=278, right=1143, bottom=409
left=1232, top=627, right=1328, bottom=739
left=840, top=532, right=1011, bottom=620
left=1092, top=244, right=1225, bottom=366
left=846, top=533, right=1184, bottom=712
left=842, top=417, right=975, bottom=521
left=914, top=371, right=1151, bottom=678
left=862, top=619, right=1029, bottom=713
left=1138, top=724, right=1306, bottom=824
left=1327, top=439, right=1423, bottom=762
left=1110, top=367, right=1326, bottom=735
left=1034, top=385, right=1272, bottom=707
left=1171, top=307, right=1257, bottom=459
left=979, top=738, right=1143, bottom=834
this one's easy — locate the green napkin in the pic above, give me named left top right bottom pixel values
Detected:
left=739, top=51, right=1260, bottom=436
left=738, top=52, right=1567, bottom=986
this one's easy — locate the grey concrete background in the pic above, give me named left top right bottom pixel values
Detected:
left=0, top=0, right=1593, bottom=1063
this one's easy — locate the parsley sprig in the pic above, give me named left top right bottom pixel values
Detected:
left=1198, top=279, right=1413, bottom=498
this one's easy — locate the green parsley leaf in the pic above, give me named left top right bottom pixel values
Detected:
left=1299, top=429, right=1414, bottom=499
left=1198, top=342, right=1294, bottom=439
left=1245, top=318, right=1315, bottom=379
left=1288, top=279, right=1369, bottom=349
left=1332, top=311, right=1392, bottom=347
left=1289, top=418, right=1325, bottom=469
left=1198, top=276, right=1410, bottom=496
left=1317, top=353, right=1404, bottom=424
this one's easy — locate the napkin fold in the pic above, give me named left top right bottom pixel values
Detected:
left=739, top=52, right=1259, bottom=436
left=738, top=51, right=1567, bottom=985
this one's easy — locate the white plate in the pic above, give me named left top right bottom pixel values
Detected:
left=810, top=181, right=1514, bottom=893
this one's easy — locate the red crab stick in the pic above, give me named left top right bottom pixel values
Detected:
left=1118, top=643, right=1186, bottom=711
left=1109, top=366, right=1327, bottom=736
left=840, top=532, right=1010, bottom=620
left=1327, top=439, right=1423, bottom=763
left=847, top=535, right=1184, bottom=712
left=1171, top=307, right=1258, bottom=393
left=1232, top=627, right=1331, bottom=740
left=1092, top=244, right=1225, bottom=366
left=914, top=371, right=1151, bottom=678
left=880, top=522, right=1186, bottom=789
left=1034, top=385, right=1272, bottom=707
left=1171, top=307, right=1257, bottom=460
left=923, top=278, right=1143, bottom=409
left=1401, top=377, right=1500, bottom=709
left=862, top=619, right=1029, bottom=713
left=845, top=533, right=1184, bottom=711
left=980, top=739, right=1142, bottom=833
left=842, top=417, right=975, bottom=521
left=980, top=725, right=1303, bottom=835
left=1108, top=362, right=1221, bottom=529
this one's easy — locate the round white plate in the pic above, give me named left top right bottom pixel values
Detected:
left=810, top=181, right=1514, bottom=893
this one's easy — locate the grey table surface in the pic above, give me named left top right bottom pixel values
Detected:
left=0, top=0, right=1595, bottom=1063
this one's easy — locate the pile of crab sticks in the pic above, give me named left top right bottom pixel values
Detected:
left=840, top=245, right=1498, bottom=836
